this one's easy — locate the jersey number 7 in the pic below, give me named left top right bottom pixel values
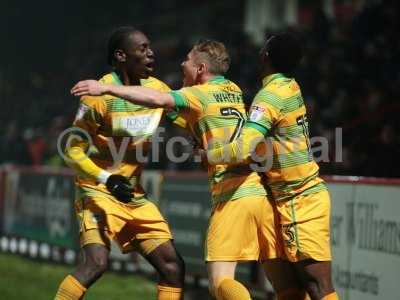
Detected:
left=220, top=107, right=246, bottom=142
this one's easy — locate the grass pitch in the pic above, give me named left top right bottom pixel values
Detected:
left=0, top=252, right=157, bottom=299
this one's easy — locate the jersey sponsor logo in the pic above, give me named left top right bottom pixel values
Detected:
left=112, top=111, right=162, bottom=136
left=249, top=106, right=265, bottom=122
left=74, top=103, right=90, bottom=122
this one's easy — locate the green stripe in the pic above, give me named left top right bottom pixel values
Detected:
left=269, top=171, right=319, bottom=192
left=299, top=182, right=327, bottom=197
left=255, top=90, right=283, bottom=110
left=263, top=73, right=287, bottom=85
left=212, top=185, right=266, bottom=204
left=213, top=165, right=257, bottom=180
left=208, top=75, right=226, bottom=84
left=105, top=98, right=145, bottom=112
left=245, top=121, right=269, bottom=135
left=271, top=181, right=327, bottom=202
left=194, top=116, right=238, bottom=136
left=271, top=149, right=312, bottom=170
left=249, top=116, right=273, bottom=133
left=170, top=91, right=188, bottom=109
left=111, top=72, right=123, bottom=85
left=166, top=110, right=178, bottom=121
left=276, top=123, right=304, bottom=138
left=282, top=94, right=304, bottom=113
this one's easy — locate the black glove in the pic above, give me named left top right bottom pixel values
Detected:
left=105, top=174, right=133, bottom=203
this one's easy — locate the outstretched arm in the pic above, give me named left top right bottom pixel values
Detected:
left=206, top=125, right=266, bottom=165
left=65, top=139, right=133, bottom=203
left=71, top=80, right=175, bottom=108
left=65, top=139, right=111, bottom=183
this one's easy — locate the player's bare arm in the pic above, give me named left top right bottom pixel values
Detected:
left=71, top=80, right=175, bottom=108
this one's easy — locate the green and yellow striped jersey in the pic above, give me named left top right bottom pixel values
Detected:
left=72, top=72, right=170, bottom=203
left=170, top=75, right=267, bottom=205
left=246, top=73, right=326, bottom=201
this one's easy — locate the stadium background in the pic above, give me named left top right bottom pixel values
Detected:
left=0, top=0, right=399, bottom=299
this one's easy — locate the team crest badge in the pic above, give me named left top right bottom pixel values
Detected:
left=249, top=106, right=264, bottom=122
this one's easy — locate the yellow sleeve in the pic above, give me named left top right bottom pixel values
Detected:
left=67, top=96, right=110, bottom=183
left=207, top=125, right=265, bottom=165
left=165, top=109, right=188, bottom=129
left=247, top=88, right=283, bottom=131
left=168, top=85, right=205, bottom=129
left=65, top=139, right=111, bottom=184
left=169, top=86, right=203, bottom=112
left=73, top=96, right=107, bottom=134
left=142, top=77, right=188, bottom=127
left=172, top=116, right=188, bottom=129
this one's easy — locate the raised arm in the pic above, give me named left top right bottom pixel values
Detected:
left=71, top=80, right=175, bottom=108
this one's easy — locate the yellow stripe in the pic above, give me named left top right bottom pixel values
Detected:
left=212, top=173, right=262, bottom=194
left=279, top=106, right=307, bottom=127
left=265, top=161, right=319, bottom=182
left=202, top=126, right=236, bottom=146
left=203, top=102, right=245, bottom=114
left=255, top=139, right=308, bottom=155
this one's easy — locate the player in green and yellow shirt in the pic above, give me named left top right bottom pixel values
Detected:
left=55, top=27, right=184, bottom=300
left=72, top=40, right=303, bottom=300
left=205, top=34, right=338, bottom=300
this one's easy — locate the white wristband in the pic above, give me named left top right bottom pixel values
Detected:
left=97, top=170, right=112, bottom=184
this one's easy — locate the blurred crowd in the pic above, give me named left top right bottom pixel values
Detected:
left=1, top=0, right=399, bottom=177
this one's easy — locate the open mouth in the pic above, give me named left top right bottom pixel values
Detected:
left=145, top=61, right=155, bottom=71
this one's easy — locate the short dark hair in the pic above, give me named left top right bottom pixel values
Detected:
left=107, top=26, right=138, bottom=66
left=263, top=33, right=303, bottom=75
left=193, top=40, right=230, bottom=75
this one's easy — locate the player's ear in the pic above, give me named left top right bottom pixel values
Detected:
left=114, top=49, right=126, bottom=63
left=197, top=62, right=207, bottom=75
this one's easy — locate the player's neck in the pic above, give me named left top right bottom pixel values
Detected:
left=114, top=69, right=141, bottom=86
left=260, top=66, right=275, bottom=80
left=199, top=73, right=217, bottom=84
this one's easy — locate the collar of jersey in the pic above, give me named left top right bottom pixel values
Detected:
left=111, top=71, right=123, bottom=85
left=262, top=73, right=286, bottom=87
left=111, top=71, right=148, bottom=87
left=207, top=75, right=225, bottom=84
